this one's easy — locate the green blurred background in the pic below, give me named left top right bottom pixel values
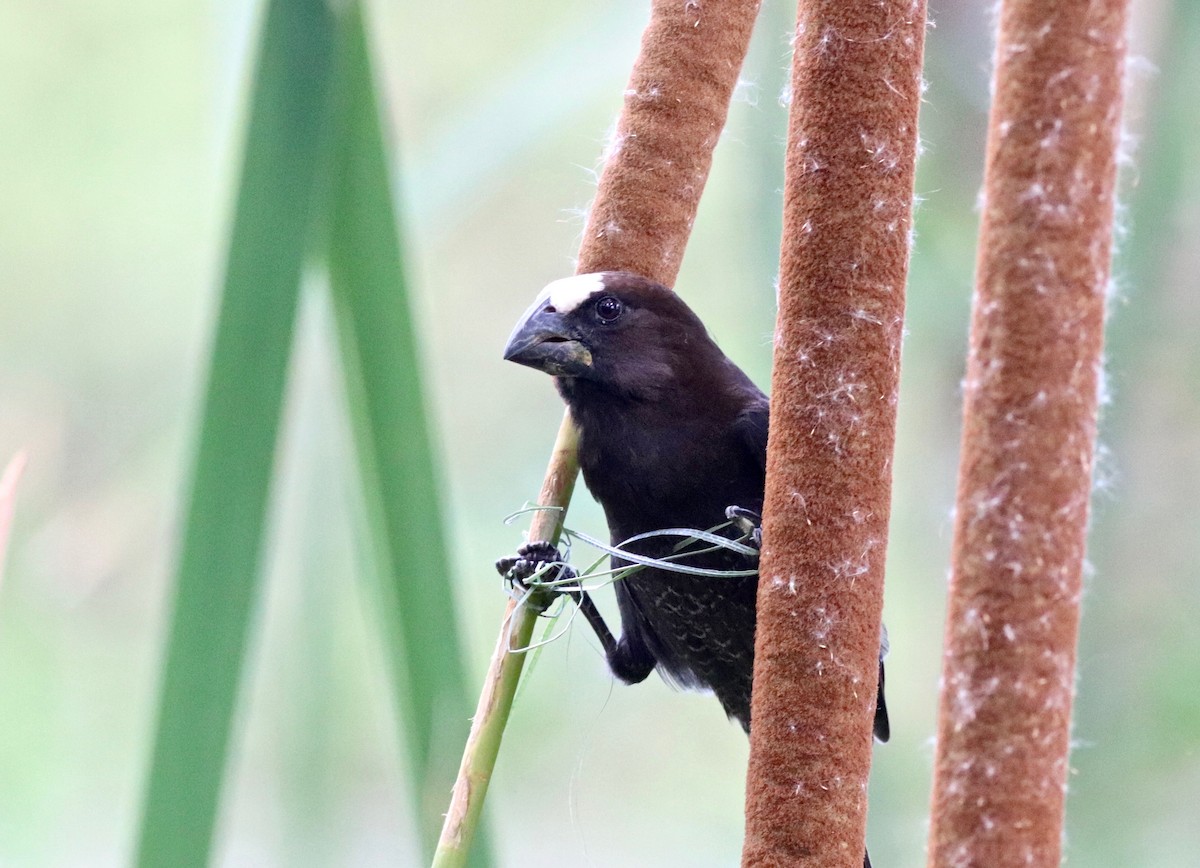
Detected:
left=1, top=0, right=1197, bottom=864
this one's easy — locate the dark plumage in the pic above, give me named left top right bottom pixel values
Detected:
left=501, top=271, right=888, bottom=742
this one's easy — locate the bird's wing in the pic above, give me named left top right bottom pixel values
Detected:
left=733, top=397, right=770, bottom=475
left=733, top=395, right=891, bottom=742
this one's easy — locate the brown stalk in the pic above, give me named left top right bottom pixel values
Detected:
left=743, top=1, right=926, bottom=865
left=927, top=2, right=1131, bottom=865
left=434, top=2, right=763, bottom=864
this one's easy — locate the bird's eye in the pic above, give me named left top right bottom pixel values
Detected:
left=595, top=296, right=623, bottom=322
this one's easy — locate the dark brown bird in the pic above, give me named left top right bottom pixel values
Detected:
left=500, top=271, right=888, bottom=743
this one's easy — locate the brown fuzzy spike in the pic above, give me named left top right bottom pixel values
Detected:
left=927, top=2, right=1131, bottom=866
left=742, top=2, right=926, bottom=866
left=438, top=1, right=764, bottom=863
left=577, top=0, right=762, bottom=284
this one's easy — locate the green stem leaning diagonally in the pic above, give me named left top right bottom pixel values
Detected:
left=432, top=417, right=579, bottom=868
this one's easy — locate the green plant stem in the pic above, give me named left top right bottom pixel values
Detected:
left=431, top=413, right=579, bottom=868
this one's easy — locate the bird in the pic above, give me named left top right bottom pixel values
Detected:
left=499, top=271, right=887, bottom=867
left=498, top=271, right=889, bottom=744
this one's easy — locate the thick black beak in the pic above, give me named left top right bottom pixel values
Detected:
left=503, top=304, right=593, bottom=376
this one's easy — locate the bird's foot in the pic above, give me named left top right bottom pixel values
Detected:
left=725, top=506, right=763, bottom=550
left=496, top=541, right=579, bottom=592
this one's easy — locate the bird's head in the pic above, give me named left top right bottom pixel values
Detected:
left=503, top=272, right=717, bottom=399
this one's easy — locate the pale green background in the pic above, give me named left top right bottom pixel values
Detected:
left=1, top=0, right=1197, bottom=864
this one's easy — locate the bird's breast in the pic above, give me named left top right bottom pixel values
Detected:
left=577, top=424, right=756, bottom=535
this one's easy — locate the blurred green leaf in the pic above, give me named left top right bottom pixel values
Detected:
left=325, top=6, right=483, bottom=862
left=137, top=2, right=486, bottom=864
left=135, top=1, right=339, bottom=865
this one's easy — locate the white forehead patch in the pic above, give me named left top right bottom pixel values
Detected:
left=537, top=273, right=606, bottom=314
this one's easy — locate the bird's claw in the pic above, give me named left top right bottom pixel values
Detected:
left=725, top=506, right=763, bottom=550
left=496, top=541, right=578, bottom=591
